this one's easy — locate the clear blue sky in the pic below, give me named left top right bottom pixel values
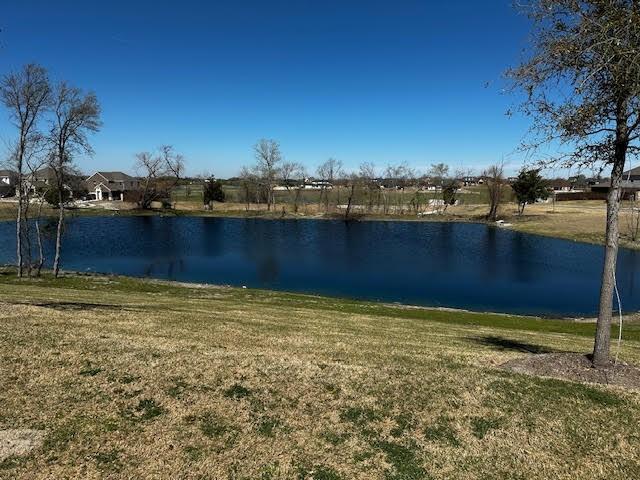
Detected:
left=2, top=0, right=539, bottom=178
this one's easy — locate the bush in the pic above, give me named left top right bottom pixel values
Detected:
left=442, top=182, right=458, bottom=206
left=42, top=185, right=71, bottom=208
left=203, top=178, right=225, bottom=204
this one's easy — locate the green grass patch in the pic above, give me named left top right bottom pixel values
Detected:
left=132, top=398, right=164, bottom=422
left=340, top=406, right=380, bottom=427
left=224, top=383, right=252, bottom=400
left=424, top=418, right=461, bottom=447
left=297, top=464, right=342, bottom=480
left=374, top=440, right=428, bottom=480
left=199, top=412, right=228, bottom=438
left=470, top=417, right=504, bottom=439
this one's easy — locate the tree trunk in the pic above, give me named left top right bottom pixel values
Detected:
left=294, top=188, right=301, bottom=213
left=23, top=197, right=33, bottom=277
left=345, top=184, right=355, bottom=220
left=53, top=193, right=65, bottom=278
left=35, top=197, right=45, bottom=277
left=593, top=140, right=626, bottom=366
left=16, top=174, right=23, bottom=278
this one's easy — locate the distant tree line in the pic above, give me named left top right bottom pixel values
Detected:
left=231, top=138, right=531, bottom=220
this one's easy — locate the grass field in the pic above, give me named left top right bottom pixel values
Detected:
left=171, top=185, right=515, bottom=207
left=1, top=272, right=639, bottom=479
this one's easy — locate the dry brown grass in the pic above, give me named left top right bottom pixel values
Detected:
left=0, top=275, right=639, bottom=479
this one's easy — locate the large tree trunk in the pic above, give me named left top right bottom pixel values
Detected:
left=593, top=139, right=627, bottom=366
left=53, top=193, right=65, bottom=278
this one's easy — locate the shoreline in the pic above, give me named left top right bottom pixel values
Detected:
left=2, top=267, right=638, bottom=322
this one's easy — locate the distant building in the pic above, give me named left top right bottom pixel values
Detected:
left=25, top=167, right=85, bottom=198
left=549, top=179, right=573, bottom=192
left=0, top=169, right=16, bottom=197
left=461, top=176, right=483, bottom=186
left=27, top=166, right=57, bottom=187
left=0, top=169, right=15, bottom=186
left=302, top=179, right=333, bottom=190
left=623, top=166, right=640, bottom=182
left=590, top=180, right=640, bottom=200
left=86, top=171, right=140, bottom=201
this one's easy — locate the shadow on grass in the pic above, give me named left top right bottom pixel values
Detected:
left=469, top=335, right=557, bottom=354
left=12, top=301, right=128, bottom=312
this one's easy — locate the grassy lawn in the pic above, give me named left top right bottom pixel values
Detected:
left=1, top=272, right=639, bottom=479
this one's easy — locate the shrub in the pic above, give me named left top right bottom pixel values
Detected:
left=204, top=177, right=225, bottom=204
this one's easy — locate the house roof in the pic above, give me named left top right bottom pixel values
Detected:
left=88, top=171, right=134, bottom=182
left=0, top=169, right=15, bottom=177
left=30, top=166, right=57, bottom=179
left=549, top=179, right=572, bottom=187
left=591, top=180, right=640, bottom=190
left=94, top=182, right=112, bottom=191
left=623, top=166, right=640, bottom=177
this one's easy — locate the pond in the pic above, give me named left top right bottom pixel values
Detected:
left=0, top=216, right=639, bottom=316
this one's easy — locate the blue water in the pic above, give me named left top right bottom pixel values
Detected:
left=1, top=216, right=638, bottom=316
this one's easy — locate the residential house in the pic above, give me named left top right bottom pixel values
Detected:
left=548, top=179, right=573, bottom=192
left=301, top=178, right=333, bottom=190
left=27, top=166, right=57, bottom=187
left=0, top=169, right=16, bottom=197
left=587, top=167, right=640, bottom=199
left=85, top=171, right=140, bottom=201
left=590, top=181, right=640, bottom=201
left=0, top=169, right=15, bottom=186
left=25, top=166, right=83, bottom=198
left=623, top=166, right=640, bottom=182
left=461, top=176, right=481, bottom=186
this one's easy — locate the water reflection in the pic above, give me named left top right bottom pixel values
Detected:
left=0, top=216, right=638, bottom=316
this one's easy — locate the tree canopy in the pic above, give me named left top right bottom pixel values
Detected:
left=203, top=178, right=226, bottom=204
left=509, top=0, right=640, bottom=365
left=511, top=169, right=550, bottom=214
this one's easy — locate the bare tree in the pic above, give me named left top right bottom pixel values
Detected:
left=484, top=162, right=505, bottom=222
left=239, top=166, right=258, bottom=210
left=385, top=163, right=413, bottom=214
left=136, top=151, right=162, bottom=208
left=359, top=162, right=377, bottom=212
left=508, top=0, right=640, bottom=366
left=626, top=194, right=640, bottom=242
left=253, top=139, right=282, bottom=211
left=280, top=161, right=305, bottom=213
left=343, top=171, right=361, bottom=220
left=135, top=145, right=185, bottom=209
left=48, top=82, right=101, bottom=277
left=428, top=163, right=449, bottom=187
left=316, top=157, right=343, bottom=213
left=0, top=64, right=50, bottom=277
left=24, top=149, right=50, bottom=276
left=383, top=164, right=397, bottom=214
